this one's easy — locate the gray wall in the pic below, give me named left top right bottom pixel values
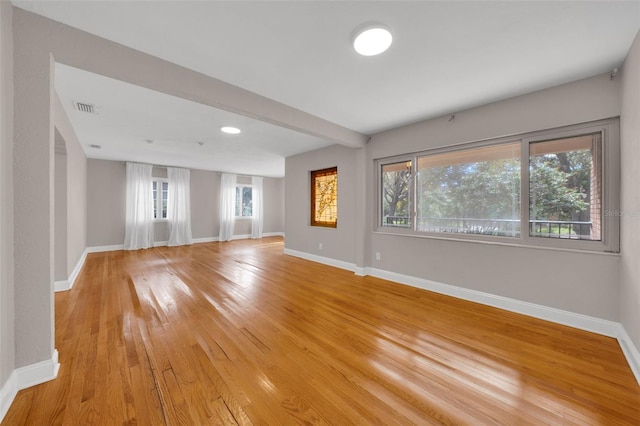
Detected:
left=87, top=159, right=126, bottom=247
left=285, top=144, right=360, bottom=264
left=87, top=159, right=285, bottom=247
left=0, top=0, right=14, bottom=389
left=264, top=177, right=285, bottom=234
left=366, top=73, right=621, bottom=320
left=54, top=95, right=87, bottom=281
left=191, top=169, right=219, bottom=239
left=13, top=4, right=55, bottom=368
left=620, top=32, right=640, bottom=361
left=54, top=150, right=67, bottom=281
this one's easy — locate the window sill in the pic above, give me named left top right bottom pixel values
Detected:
left=372, top=229, right=620, bottom=256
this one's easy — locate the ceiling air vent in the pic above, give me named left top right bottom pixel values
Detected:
left=73, top=101, right=98, bottom=114
left=89, top=144, right=101, bottom=149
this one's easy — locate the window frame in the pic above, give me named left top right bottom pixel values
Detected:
left=235, top=184, right=253, bottom=219
left=152, top=178, right=169, bottom=222
left=375, top=118, right=620, bottom=253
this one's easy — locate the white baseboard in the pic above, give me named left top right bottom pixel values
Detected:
left=263, top=232, right=285, bottom=238
left=193, top=236, right=219, bottom=244
left=365, top=267, right=621, bottom=338
left=54, top=280, right=70, bottom=292
left=0, top=350, right=60, bottom=423
left=16, top=349, right=60, bottom=390
left=221, top=232, right=285, bottom=242
left=55, top=249, right=88, bottom=292
left=231, top=234, right=250, bottom=240
left=283, top=248, right=359, bottom=273
left=353, top=267, right=367, bottom=276
left=67, top=249, right=87, bottom=290
left=0, top=371, right=17, bottom=423
left=617, top=326, right=640, bottom=385
left=87, top=233, right=285, bottom=252
left=86, top=244, right=123, bottom=253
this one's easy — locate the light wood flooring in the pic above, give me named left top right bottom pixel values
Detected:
left=3, top=237, right=639, bottom=425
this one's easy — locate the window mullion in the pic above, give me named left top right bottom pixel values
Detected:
left=521, top=138, right=531, bottom=244
left=412, top=156, right=417, bottom=231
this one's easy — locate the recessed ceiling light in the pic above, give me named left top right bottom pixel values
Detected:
left=221, top=126, right=241, bottom=134
left=353, top=26, right=392, bottom=56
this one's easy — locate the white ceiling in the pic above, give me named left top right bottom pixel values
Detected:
left=55, top=63, right=333, bottom=177
left=13, top=1, right=640, bottom=177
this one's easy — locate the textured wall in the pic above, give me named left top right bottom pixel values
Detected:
left=87, top=159, right=126, bottom=247
left=263, top=177, right=285, bottom=234
left=285, top=144, right=360, bottom=264
left=620, top=31, right=640, bottom=360
left=54, top=94, right=87, bottom=279
left=13, top=7, right=55, bottom=368
left=190, top=169, right=219, bottom=239
left=54, top=150, right=67, bottom=281
left=366, top=74, right=621, bottom=320
left=0, top=0, right=15, bottom=387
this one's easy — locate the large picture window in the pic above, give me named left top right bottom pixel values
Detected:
left=416, top=142, right=520, bottom=237
left=311, top=167, right=338, bottom=228
left=377, top=119, right=619, bottom=252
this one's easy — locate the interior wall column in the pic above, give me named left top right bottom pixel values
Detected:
left=13, top=14, right=55, bottom=367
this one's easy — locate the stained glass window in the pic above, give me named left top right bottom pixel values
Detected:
left=311, top=167, right=337, bottom=227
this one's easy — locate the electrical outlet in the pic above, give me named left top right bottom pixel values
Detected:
left=319, top=243, right=323, bottom=250
left=375, top=252, right=381, bottom=261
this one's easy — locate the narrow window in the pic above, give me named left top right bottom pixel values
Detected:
left=529, top=133, right=602, bottom=240
left=152, top=181, right=158, bottom=219
left=235, top=186, right=253, bottom=217
left=311, top=167, right=338, bottom=228
left=152, top=179, right=168, bottom=220
left=161, top=181, right=168, bottom=219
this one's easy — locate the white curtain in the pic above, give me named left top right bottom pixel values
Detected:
left=219, top=173, right=236, bottom=242
left=124, top=162, right=154, bottom=250
left=251, top=176, right=263, bottom=239
left=167, top=167, right=193, bottom=246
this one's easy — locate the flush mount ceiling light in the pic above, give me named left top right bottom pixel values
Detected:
left=353, top=25, right=392, bottom=56
left=221, top=126, right=241, bottom=134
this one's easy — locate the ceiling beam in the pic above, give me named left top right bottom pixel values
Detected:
left=15, top=8, right=368, bottom=149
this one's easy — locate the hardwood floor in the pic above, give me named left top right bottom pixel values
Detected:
left=3, top=237, right=639, bottom=425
